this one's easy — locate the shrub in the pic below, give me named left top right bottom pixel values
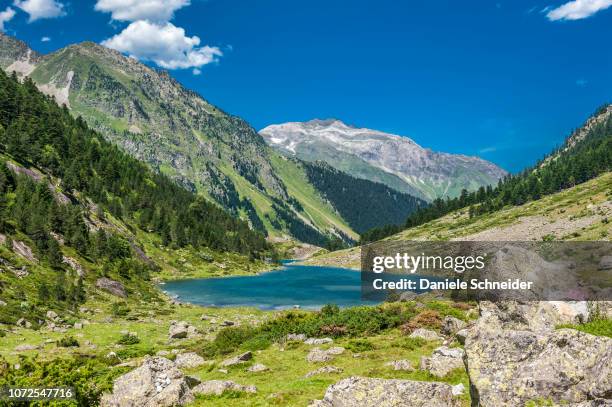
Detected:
left=57, top=336, right=79, bottom=347
left=111, top=302, right=130, bottom=317
left=400, top=310, right=442, bottom=334
left=346, top=339, right=375, bottom=352
left=398, top=337, right=427, bottom=351
left=117, top=333, right=140, bottom=345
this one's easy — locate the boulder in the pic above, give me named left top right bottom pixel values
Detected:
left=100, top=356, right=199, bottom=407
left=174, top=352, right=206, bottom=369
left=191, top=380, right=256, bottom=396
left=465, top=325, right=611, bottom=406
left=220, top=351, right=252, bottom=367
left=305, top=337, right=333, bottom=345
left=384, top=360, right=414, bottom=371
left=441, top=316, right=466, bottom=336
left=46, top=310, right=59, bottom=320
left=15, top=344, right=39, bottom=351
left=286, top=333, right=307, bottom=342
left=451, top=383, right=465, bottom=396
left=419, top=346, right=465, bottom=378
left=247, top=363, right=269, bottom=372
left=95, top=278, right=127, bottom=298
left=326, top=347, right=345, bottom=355
left=455, top=329, right=469, bottom=345
left=598, top=256, right=612, bottom=270
left=409, top=328, right=444, bottom=342
left=309, top=376, right=461, bottom=407
left=307, top=348, right=333, bottom=363
left=305, top=366, right=343, bottom=378
left=168, top=321, right=191, bottom=339
left=16, top=318, right=31, bottom=328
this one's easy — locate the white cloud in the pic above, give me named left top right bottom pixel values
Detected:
left=94, top=0, right=190, bottom=23
left=14, top=0, right=66, bottom=22
left=547, top=0, right=612, bottom=20
left=192, top=68, right=201, bottom=75
left=101, top=20, right=222, bottom=70
left=41, top=36, right=50, bottom=42
left=0, top=7, right=16, bottom=31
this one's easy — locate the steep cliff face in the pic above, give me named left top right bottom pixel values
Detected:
left=261, top=119, right=507, bottom=201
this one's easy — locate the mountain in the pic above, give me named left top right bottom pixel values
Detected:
left=260, top=119, right=507, bottom=201
left=0, top=34, right=365, bottom=245
left=0, top=68, right=278, bottom=326
left=0, top=33, right=436, bottom=244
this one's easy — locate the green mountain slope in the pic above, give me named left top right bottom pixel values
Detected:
left=0, top=69, right=275, bottom=325
left=0, top=34, right=367, bottom=245
left=300, top=160, right=427, bottom=233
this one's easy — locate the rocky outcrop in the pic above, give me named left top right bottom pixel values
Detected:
left=307, top=348, right=333, bottom=363
left=384, top=360, right=414, bottom=371
left=419, top=347, right=465, bottom=378
left=309, top=376, right=462, bottom=407
left=95, top=278, right=126, bottom=298
left=220, top=351, right=252, bottom=367
left=247, top=363, right=269, bottom=372
left=465, top=301, right=612, bottom=406
left=168, top=321, right=197, bottom=339
left=100, top=356, right=199, bottom=407
left=191, top=380, right=256, bottom=396
left=305, top=366, right=343, bottom=378
left=409, top=328, right=444, bottom=342
left=174, top=352, right=206, bottom=369
left=305, top=337, right=333, bottom=345
left=441, top=316, right=466, bottom=335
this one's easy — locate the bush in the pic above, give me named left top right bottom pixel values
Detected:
left=398, top=337, right=427, bottom=351
left=57, top=336, right=79, bottom=347
left=346, top=339, right=375, bottom=352
left=400, top=310, right=442, bottom=334
left=0, top=355, right=116, bottom=406
left=117, top=333, right=140, bottom=345
left=111, top=302, right=130, bottom=317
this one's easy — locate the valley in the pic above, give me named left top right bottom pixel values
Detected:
left=0, top=29, right=610, bottom=407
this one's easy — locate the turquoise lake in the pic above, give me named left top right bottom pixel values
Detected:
left=161, top=263, right=379, bottom=310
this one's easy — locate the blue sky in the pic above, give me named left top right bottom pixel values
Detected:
left=1, top=0, right=611, bottom=172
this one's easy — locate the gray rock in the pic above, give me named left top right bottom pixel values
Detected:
left=191, top=381, right=256, bottom=396
left=466, top=318, right=612, bottom=406
left=220, top=351, right=252, bottom=367
left=286, top=333, right=307, bottom=342
left=305, top=337, right=333, bottom=345
left=16, top=318, right=31, bottom=328
left=451, top=383, right=465, bottom=396
left=95, top=278, right=127, bottom=298
left=100, top=356, right=199, bottom=407
left=220, top=320, right=235, bottom=327
left=15, top=344, right=39, bottom=351
left=74, top=322, right=83, bottom=330
left=326, top=346, right=345, bottom=355
left=305, top=366, right=343, bottom=377
left=309, top=376, right=461, bottom=407
left=384, top=360, right=414, bottom=371
left=598, top=256, right=612, bottom=270
left=174, top=352, right=206, bottom=369
left=455, top=329, right=469, bottom=345
left=441, top=316, right=466, bottom=335
left=168, top=321, right=191, bottom=339
left=247, top=363, right=269, bottom=372
left=0, top=300, right=6, bottom=306
left=307, top=348, right=333, bottom=363
left=419, top=346, right=465, bottom=378
left=46, top=310, right=58, bottom=320
left=409, top=328, right=444, bottom=342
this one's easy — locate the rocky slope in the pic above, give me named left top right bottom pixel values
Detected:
left=260, top=119, right=507, bottom=201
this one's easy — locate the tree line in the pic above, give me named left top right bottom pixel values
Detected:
left=361, top=106, right=612, bottom=243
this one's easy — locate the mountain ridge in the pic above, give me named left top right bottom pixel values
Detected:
left=260, top=118, right=507, bottom=201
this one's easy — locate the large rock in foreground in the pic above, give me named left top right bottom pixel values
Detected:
left=100, top=356, right=198, bottom=407
left=466, top=312, right=612, bottom=406
left=309, top=376, right=462, bottom=407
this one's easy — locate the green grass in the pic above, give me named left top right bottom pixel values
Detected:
left=557, top=318, right=612, bottom=338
